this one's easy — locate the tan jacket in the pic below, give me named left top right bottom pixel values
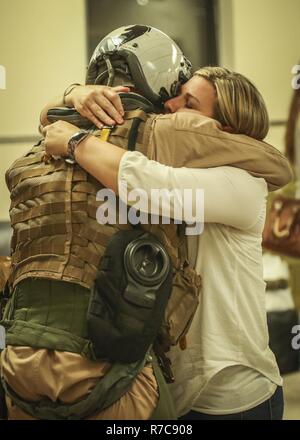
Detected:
left=147, top=111, right=292, bottom=192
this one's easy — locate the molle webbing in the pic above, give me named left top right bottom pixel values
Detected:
left=7, top=108, right=181, bottom=291
left=2, top=278, right=94, bottom=358
left=7, top=150, right=129, bottom=290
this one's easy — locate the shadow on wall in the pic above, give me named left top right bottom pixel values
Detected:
left=87, top=0, right=218, bottom=69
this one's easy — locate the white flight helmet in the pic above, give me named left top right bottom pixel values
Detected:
left=86, top=24, right=192, bottom=108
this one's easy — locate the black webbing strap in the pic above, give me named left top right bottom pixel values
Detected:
left=128, top=117, right=144, bottom=151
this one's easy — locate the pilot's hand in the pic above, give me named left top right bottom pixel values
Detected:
left=43, top=121, right=79, bottom=157
left=66, top=85, right=129, bottom=128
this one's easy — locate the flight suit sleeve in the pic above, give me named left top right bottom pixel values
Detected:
left=146, top=111, right=292, bottom=192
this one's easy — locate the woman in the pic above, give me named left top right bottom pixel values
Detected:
left=43, top=67, right=286, bottom=420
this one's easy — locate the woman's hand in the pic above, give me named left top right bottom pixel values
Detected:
left=43, top=121, right=79, bottom=157
left=66, top=84, right=129, bottom=128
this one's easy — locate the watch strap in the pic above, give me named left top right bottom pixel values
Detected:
left=67, top=131, right=90, bottom=163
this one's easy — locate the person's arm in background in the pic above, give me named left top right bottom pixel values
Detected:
left=43, top=121, right=267, bottom=230
left=40, top=84, right=128, bottom=128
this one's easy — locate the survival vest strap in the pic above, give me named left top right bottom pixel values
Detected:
left=93, top=106, right=148, bottom=151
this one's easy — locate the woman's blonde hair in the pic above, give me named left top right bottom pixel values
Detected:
left=194, top=67, right=269, bottom=140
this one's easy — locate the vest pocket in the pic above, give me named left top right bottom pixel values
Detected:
left=159, top=265, right=201, bottom=352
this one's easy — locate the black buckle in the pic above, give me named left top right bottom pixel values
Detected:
left=153, top=341, right=175, bottom=384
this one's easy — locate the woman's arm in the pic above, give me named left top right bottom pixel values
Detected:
left=118, top=151, right=267, bottom=230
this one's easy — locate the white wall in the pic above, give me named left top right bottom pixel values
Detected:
left=0, top=0, right=87, bottom=221
left=218, top=0, right=300, bottom=151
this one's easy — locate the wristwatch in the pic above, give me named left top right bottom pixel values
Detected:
left=66, top=130, right=90, bottom=164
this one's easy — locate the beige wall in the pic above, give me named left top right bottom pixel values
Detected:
left=218, top=0, right=300, bottom=151
left=0, top=0, right=87, bottom=221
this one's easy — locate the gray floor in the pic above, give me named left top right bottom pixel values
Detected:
left=283, top=372, right=300, bottom=420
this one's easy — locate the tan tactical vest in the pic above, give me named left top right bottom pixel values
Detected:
left=6, top=110, right=185, bottom=288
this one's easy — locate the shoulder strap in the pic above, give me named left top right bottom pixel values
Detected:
left=122, top=109, right=148, bottom=151
left=94, top=109, right=148, bottom=152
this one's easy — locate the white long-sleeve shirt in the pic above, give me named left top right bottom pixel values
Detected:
left=118, top=151, right=282, bottom=416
